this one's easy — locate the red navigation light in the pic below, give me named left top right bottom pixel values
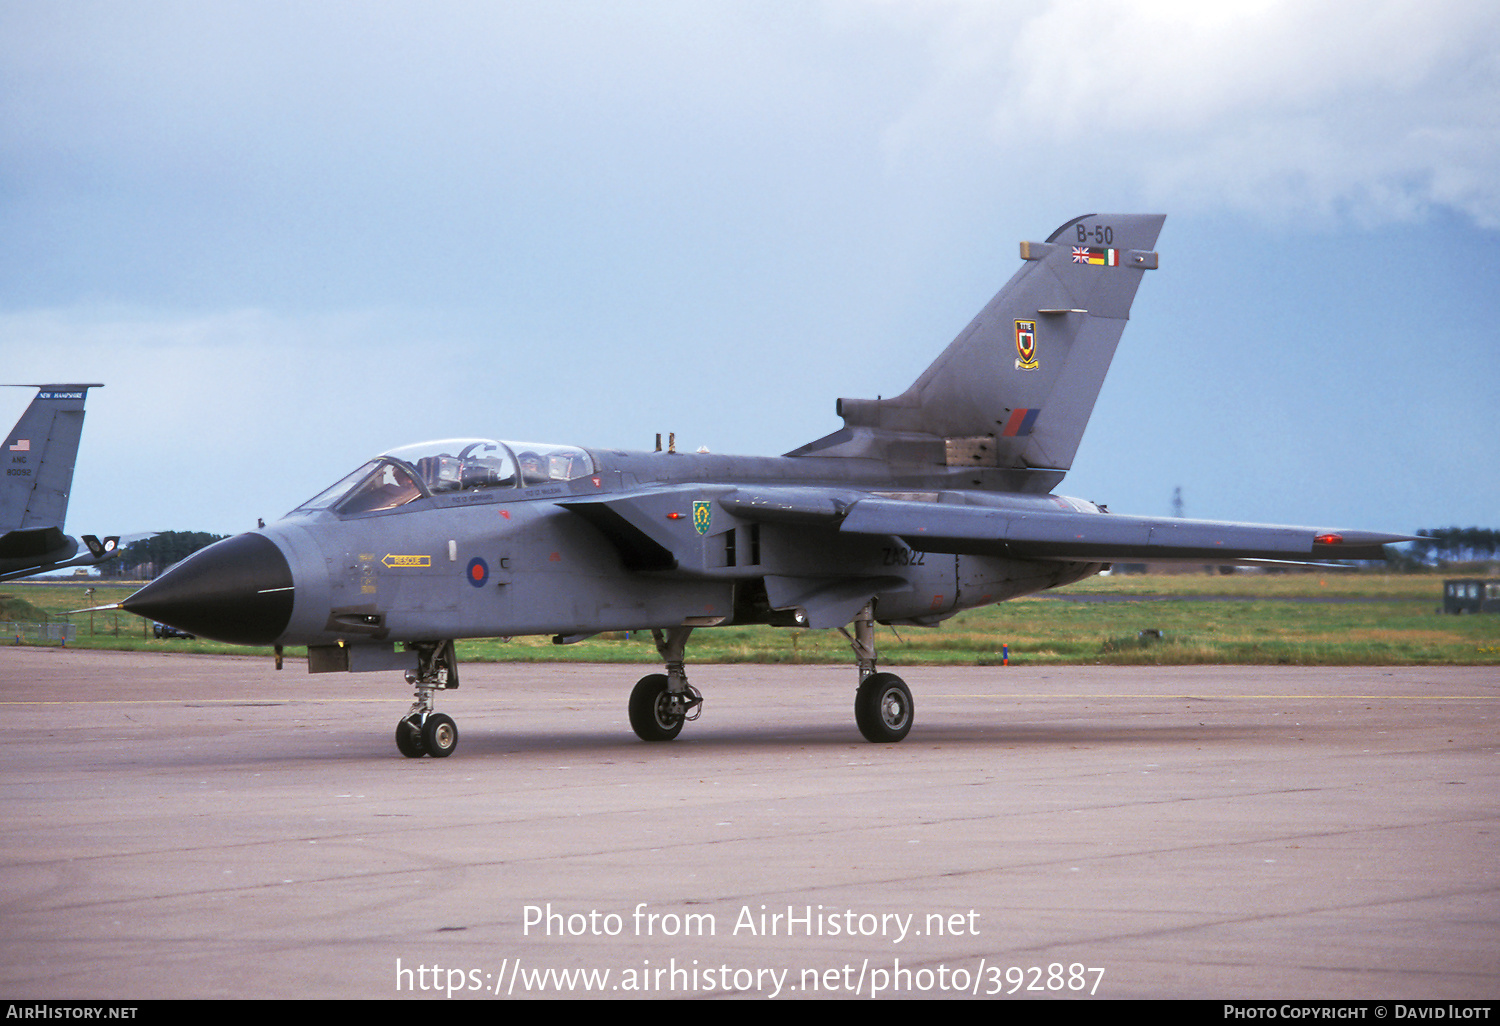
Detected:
left=1314, top=533, right=1343, bottom=545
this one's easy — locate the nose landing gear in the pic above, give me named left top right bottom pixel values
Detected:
left=395, top=640, right=460, bottom=758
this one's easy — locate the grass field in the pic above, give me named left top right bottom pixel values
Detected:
left=5, top=570, right=1496, bottom=667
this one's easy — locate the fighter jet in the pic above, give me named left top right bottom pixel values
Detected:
left=0, top=384, right=121, bottom=582
left=122, top=214, right=1407, bottom=756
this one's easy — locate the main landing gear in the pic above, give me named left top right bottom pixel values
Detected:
left=625, top=604, right=914, bottom=744
left=628, top=627, right=704, bottom=742
left=395, top=640, right=460, bottom=758
left=841, top=602, right=913, bottom=743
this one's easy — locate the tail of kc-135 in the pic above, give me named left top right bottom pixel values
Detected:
left=0, top=383, right=121, bottom=582
left=789, top=213, right=1165, bottom=493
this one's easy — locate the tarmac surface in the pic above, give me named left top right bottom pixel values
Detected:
left=1, top=647, right=1495, bottom=1001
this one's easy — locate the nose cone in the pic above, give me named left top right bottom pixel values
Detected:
left=123, top=533, right=294, bottom=645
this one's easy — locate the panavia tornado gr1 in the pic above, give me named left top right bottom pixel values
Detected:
left=122, top=214, right=1408, bottom=757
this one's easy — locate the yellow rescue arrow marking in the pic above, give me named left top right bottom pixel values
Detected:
left=382, top=554, right=431, bottom=568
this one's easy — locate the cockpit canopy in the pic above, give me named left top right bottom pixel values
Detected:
left=290, top=438, right=594, bottom=517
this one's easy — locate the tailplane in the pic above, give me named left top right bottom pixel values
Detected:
left=790, top=214, right=1164, bottom=491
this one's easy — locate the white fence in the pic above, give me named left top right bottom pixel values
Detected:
left=3, top=622, right=78, bottom=644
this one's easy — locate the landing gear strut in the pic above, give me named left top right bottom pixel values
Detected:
left=840, top=603, right=913, bottom=743
left=628, top=627, right=703, bottom=742
left=622, top=609, right=914, bottom=744
left=395, top=640, right=460, bottom=758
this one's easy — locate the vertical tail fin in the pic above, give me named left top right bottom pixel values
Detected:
left=0, top=384, right=101, bottom=532
left=790, top=214, right=1163, bottom=490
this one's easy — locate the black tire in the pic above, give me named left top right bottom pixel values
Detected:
left=420, top=713, right=459, bottom=758
left=395, top=716, right=426, bottom=758
left=629, top=673, right=684, bottom=741
left=855, top=673, right=913, bottom=743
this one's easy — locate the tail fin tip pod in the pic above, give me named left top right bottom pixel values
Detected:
left=789, top=214, right=1164, bottom=491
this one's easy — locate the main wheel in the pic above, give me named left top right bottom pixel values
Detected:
left=629, top=673, right=684, bottom=741
left=855, top=673, right=913, bottom=743
left=395, top=715, right=426, bottom=758
left=420, top=712, right=459, bottom=758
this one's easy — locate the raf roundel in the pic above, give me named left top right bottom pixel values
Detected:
left=466, top=557, right=489, bottom=588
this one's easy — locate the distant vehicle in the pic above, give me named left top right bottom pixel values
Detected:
left=1442, top=580, right=1500, bottom=614
left=152, top=622, right=196, bottom=640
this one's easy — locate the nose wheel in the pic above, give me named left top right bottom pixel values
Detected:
left=395, top=715, right=425, bottom=757
left=396, top=712, right=459, bottom=758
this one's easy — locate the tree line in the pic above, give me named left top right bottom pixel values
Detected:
left=1390, top=527, right=1500, bottom=568
left=98, top=531, right=225, bottom=579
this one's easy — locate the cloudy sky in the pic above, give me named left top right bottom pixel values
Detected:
left=3, top=0, right=1496, bottom=540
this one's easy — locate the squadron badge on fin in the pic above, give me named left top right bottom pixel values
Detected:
left=1014, top=319, right=1038, bottom=370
